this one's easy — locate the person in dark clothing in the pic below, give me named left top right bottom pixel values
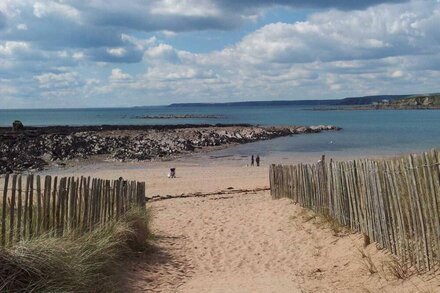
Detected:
left=256, top=155, right=260, bottom=167
left=118, top=177, right=127, bottom=187
left=251, top=155, right=254, bottom=166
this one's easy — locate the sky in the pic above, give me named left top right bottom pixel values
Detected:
left=1, top=0, right=440, bottom=108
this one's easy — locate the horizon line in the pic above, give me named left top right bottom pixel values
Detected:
left=0, top=93, right=424, bottom=110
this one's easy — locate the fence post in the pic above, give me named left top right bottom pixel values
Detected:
left=9, top=175, right=17, bottom=245
left=1, top=174, right=146, bottom=246
left=17, top=176, right=23, bottom=242
left=1, top=173, right=10, bottom=247
left=269, top=150, right=440, bottom=272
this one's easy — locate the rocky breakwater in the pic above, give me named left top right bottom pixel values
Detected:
left=0, top=124, right=340, bottom=173
left=131, top=114, right=223, bottom=119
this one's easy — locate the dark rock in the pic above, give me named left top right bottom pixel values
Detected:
left=12, top=120, right=24, bottom=131
left=0, top=124, right=340, bottom=174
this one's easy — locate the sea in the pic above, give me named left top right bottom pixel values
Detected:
left=1, top=106, right=439, bottom=160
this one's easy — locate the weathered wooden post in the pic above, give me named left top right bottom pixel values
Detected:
left=1, top=173, right=10, bottom=246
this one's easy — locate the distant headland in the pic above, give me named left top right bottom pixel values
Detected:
left=161, top=93, right=440, bottom=110
left=165, top=94, right=413, bottom=107
left=313, top=94, right=440, bottom=111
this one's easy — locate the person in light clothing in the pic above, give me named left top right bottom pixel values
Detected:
left=168, top=168, right=176, bottom=178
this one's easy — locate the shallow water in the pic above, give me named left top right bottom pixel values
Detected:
left=1, top=105, right=439, bottom=158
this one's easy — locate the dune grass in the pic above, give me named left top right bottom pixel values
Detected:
left=0, top=207, right=151, bottom=292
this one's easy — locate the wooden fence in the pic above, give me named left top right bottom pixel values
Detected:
left=270, top=150, right=440, bottom=271
left=1, top=174, right=146, bottom=247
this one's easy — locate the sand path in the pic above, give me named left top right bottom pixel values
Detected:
left=127, top=190, right=437, bottom=293
left=32, top=158, right=439, bottom=292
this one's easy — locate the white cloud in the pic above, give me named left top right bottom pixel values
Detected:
left=1, top=0, right=440, bottom=107
left=144, top=44, right=180, bottom=63
left=33, top=2, right=81, bottom=22
left=0, top=41, right=30, bottom=56
left=391, top=70, right=402, bottom=78
left=114, top=0, right=440, bottom=104
left=150, top=0, right=220, bottom=17
left=34, top=71, right=80, bottom=89
left=121, top=35, right=156, bottom=50
left=106, top=47, right=126, bottom=57
left=72, top=51, right=85, bottom=60
left=146, top=65, right=217, bottom=81
left=16, top=23, right=27, bottom=30
left=162, top=30, right=177, bottom=38
left=109, top=68, right=132, bottom=81
left=226, top=1, right=440, bottom=65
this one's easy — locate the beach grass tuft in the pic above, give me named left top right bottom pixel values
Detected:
left=292, top=207, right=348, bottom=236
left=315, top=214, right=347, bottom=236
left=383, top=257, right=412, bottom=280
left=359, top=249, right=378, bottom=275
left=0, top=207, right=151, bottom=292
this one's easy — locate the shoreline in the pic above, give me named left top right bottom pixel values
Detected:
left=0, top=124, right=339, bottom=174
left=30, top=147, right=433, bottom=198
left=312, top=105, right=440, bottom=111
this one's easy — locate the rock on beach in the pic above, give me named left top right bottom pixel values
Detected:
left=0, top=124, right=340, bottom=174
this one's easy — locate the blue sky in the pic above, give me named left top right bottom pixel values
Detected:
left=163, top=7, right=313, bottom=53
left=1, top=0, right=440, bottom=108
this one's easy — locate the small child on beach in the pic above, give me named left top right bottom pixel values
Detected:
left=168, top=168, right=176, bottom=178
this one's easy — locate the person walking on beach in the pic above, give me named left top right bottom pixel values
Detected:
left=256, top=155, right=260, bottom=167
left=251, top=155, right=255, bottom=166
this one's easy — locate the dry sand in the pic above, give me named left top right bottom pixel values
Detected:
left=41, top=155, right=271, bottom=197
left=19, top=154, right=440, bottom=292
left=122, top=187, right=439, bottom=293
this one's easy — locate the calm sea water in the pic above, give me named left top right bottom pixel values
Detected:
left=1, top=106, right=439, bottom=158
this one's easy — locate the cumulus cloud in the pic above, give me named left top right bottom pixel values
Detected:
left=0, top=0, right=439, bottom=107
left=78, top=0, right=410, bottom=34
left=0, top=0, right=408, bottom=52
left=88, top=47, right=143, bottom=63
left=144, top=44, right=181, bottom=63
left=0, top=41, right=30, bottom=57
left=218, top=0, right=408, bottom=11
left=146, top=65, right=217, bottom=81
left=33, top=2, right=82, bottom=22
left=34, top=71, right=81, bottom=90
left=105, top=0, right=440, bottom=105
left=109, top=68, right=132, bottom=81
left=150, top=0, right=221, bottom=17
left=0, top=0, right=413, bottom=75
left=30, top=70, right=99, bottom=105
left=223, top=1, right=440, bottom=64
left=107, top=48, right=126, bottom=57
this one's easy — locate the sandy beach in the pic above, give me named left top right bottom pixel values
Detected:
left=124, top=190, right=438, bottom=292
left=4, top=1, right=440, bottom=290
left=29, top=151, right=438, bottom=292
